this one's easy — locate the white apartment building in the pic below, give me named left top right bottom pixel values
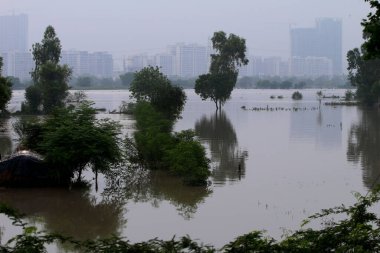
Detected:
left=0, top=51, right=33, bottom=81
left=61, top=50, right=114, bottom=78
left=291, top=56, right=333, bottom=77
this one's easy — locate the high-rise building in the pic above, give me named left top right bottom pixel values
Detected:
left=290, top=18, right=342, bottom=75
left=126, top=43, right=209, bottom=78
left=173, top=43, right=208, bottom=78
left=61, top=50, right=114, bottom=78
left=0, top=51, right=33, bottom=80
left=0, top=14, right=28, bottom=53
left=291, top=56, right=333, bottom=77
left=155, top=53, right=175, bottom=77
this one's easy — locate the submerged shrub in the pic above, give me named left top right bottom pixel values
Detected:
left=292, top=91, right=303, bottom=100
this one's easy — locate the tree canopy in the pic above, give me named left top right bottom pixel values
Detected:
left=130, top=66, right=186, bottom=120
left=362, top=0, right=380, bottom=60
left=24, top=26, right=71, bottom=114
left=347, top=0, right=380, bottom=105
left=195, top=31, right=248, bottom=110
left=0, top=57, right=12, bottom=114
left=16, top=102, right=123, bottom=184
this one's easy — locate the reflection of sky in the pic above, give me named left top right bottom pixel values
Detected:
left=289, top=106, right=342, bottom=149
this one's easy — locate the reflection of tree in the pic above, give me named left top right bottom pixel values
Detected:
left=0, top=188, right=124, bottom=240
left=0, top=118, right=13, bottom=158
left=195, top=111, right=248, bottom=184
left=347, top=109, right=380, bottom=189
left=103, top=166, right=211, bottom=220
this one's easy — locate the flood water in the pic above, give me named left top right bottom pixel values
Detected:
left=0, top=89, right=379, bottom=250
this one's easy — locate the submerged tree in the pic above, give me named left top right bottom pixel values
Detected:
left=130, top=66, right=186, bottom=120
left=195, top=31, right=248, bottom=110
left=16, top=102, right=123, bottom=184
left=0, top=57, right=12, bottom=114
left=24, top=25, right=71, bottom=114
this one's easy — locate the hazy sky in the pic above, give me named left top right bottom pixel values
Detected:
left=1, top=0, right=371, bottom=64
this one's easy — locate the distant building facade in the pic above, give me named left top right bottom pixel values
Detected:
left=126, top=43, right=209, bottom=78
left=290, top=18, right=342, bottom=76
left=0, top=14, right=28, bottom=53
left=291, top=56, right=333, bottom=77
left=61, top=50, right=114, bottom=78
left=0, top=51, right=33, bottom=81
left=239, top=56, right=289, bottom=77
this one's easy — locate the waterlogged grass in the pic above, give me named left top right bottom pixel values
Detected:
left=2, top=187, right=380, bottom=252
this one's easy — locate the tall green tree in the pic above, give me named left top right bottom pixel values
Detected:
left=31, top=25, right=62, bottom=83
left=195, top=31, right=248, bottom=110
left=0, top=57, right=12, bottom=114
left=24, top=26, right=71, bottom=114
left=347, top=1, right=380, bottom=105
left=130, top=66, right=186, bottom=120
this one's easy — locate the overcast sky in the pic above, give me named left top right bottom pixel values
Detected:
left=1, top=0, right=371, bottom=65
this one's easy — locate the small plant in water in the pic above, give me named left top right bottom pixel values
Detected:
left=345, top=90, right=355, bottom=101
left=292, top=91, right=303, bottom=100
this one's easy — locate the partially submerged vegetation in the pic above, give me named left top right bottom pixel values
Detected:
left=14, top=102, right=123, bottom=185
left=0, top=57, right=12, bottom=116
left=2, top=187, right=380, bottom=252
left=291, top=91, right=303, bottom=100
left=130, top=67, right=210, bottom=186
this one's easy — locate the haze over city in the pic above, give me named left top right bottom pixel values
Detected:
left=1, top=0, right=370, bottom=61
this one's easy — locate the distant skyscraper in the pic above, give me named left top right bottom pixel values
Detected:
left=173, top=43, right=208, bottom=78
left=290, top=18, right=342, bottom=75
left=0, top=14, right=28, bottom=53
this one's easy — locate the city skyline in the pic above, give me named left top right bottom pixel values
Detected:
left=1, top=1, right=370, bottom=61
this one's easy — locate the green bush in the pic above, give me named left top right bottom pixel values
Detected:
left=292, top=91, right=303, bottom=100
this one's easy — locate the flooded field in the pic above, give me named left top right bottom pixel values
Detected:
left=0, top=89, right=376, bottom=249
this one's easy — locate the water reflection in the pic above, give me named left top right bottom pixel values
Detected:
left=290, top=106, right=342, bottom=149
left=0, top=188, right=124, bottom=240
left=347, top=109, right=380, bottom=189
left=103, top=167, right=211, bottom=220
left=194, top=111, right=248, bottom=185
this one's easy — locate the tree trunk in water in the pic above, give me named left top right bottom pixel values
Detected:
left=214, top=99, right=219, bottom=111
left=77, top=168, right=82, bottom=183
left=95, top=169, right=98, bottom=192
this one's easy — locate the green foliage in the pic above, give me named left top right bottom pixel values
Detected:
left=164, top=130, right=211, bottom=186
left=31, top=25, right=61, bottom=83
left=345, top=89, right=355, bottom=101
left=291, top=91, right=303, bottom=100
left=23, top=85, right=42, bottom=113
left=347, top=48, right=380, bottom=105
left=130, top=66, right=186, bottom=120
left=195, top=72, right=237, bottom=110
left=195, top=31, right=248, bottom=110
left=119, top=72, right=135, bottom=87
left=362, top=0, right=380, bottom=60
left=24, top=26, right=71, bottom=114
left=0, top=57, right=12, bottom=113
left=347, top=1, right=380, bottom=106
left=15, top=102, right=123, bottom=183
left=37, top=62, right=72, bottom=113
left=133, top=102, right=210, bottom=186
